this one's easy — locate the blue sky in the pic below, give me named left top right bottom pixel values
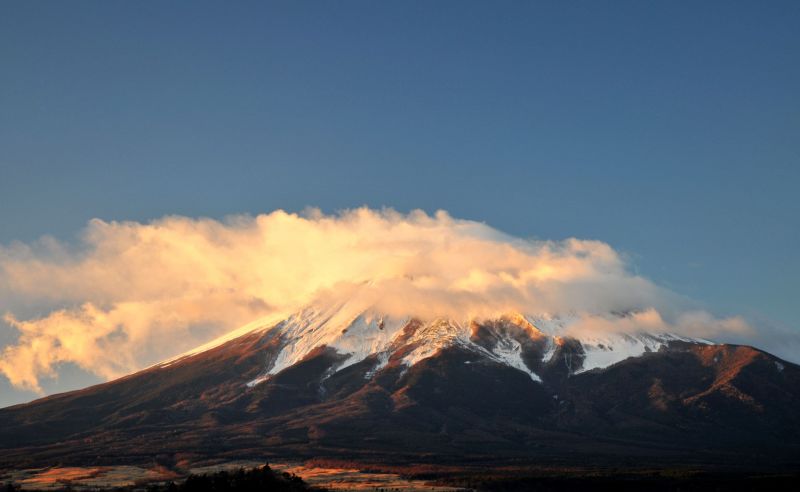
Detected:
left=1, top=1, right=798, bottom=406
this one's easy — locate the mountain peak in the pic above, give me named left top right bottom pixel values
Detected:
left=222, top=304, right=714, bottom=388
left=1, top=301, right=797, bottom=474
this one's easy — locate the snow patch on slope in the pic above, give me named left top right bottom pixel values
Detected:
left=267, top=303, right=408, bottom=376
left=489, top=336, right=541, bottom=382
left=541, top=338, right=557, bottom=363
left=575, top=333, right=692, bottom=373
left=399, top=318, right=543, bottom=382
left=401, top=318, right=470, bottom=367
left=365, top=352, right=390, bottom=379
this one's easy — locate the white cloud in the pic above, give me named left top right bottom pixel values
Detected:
left=0, top=207, right=771, bottom=392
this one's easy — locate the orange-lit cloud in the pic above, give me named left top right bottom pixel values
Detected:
left=0, top=208, right=759, bottom=392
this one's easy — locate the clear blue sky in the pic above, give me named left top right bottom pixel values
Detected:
left=1, top=1, right=798, bottom=404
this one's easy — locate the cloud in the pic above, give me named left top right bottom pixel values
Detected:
left=564, top=309, right=752, bottom=340
left=0, top=207, right=768, bottom=392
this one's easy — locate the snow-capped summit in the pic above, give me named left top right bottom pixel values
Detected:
left=2, top=296, right=798, bottom=473
left=187, top=300, right=716, bottom=389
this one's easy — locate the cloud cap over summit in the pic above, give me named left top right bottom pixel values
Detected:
left=0, top=208, right=779, bottom=392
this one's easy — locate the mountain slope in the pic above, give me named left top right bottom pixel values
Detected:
left=1, top=306, right=799, bottom=471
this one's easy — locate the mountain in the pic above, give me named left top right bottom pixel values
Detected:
left=1, top=302, right=799, bottom=474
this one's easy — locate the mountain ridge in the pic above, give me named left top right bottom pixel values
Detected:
left=159, top=302, right=718, bottom=389
left=1, top=304, right=799, bottom=472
